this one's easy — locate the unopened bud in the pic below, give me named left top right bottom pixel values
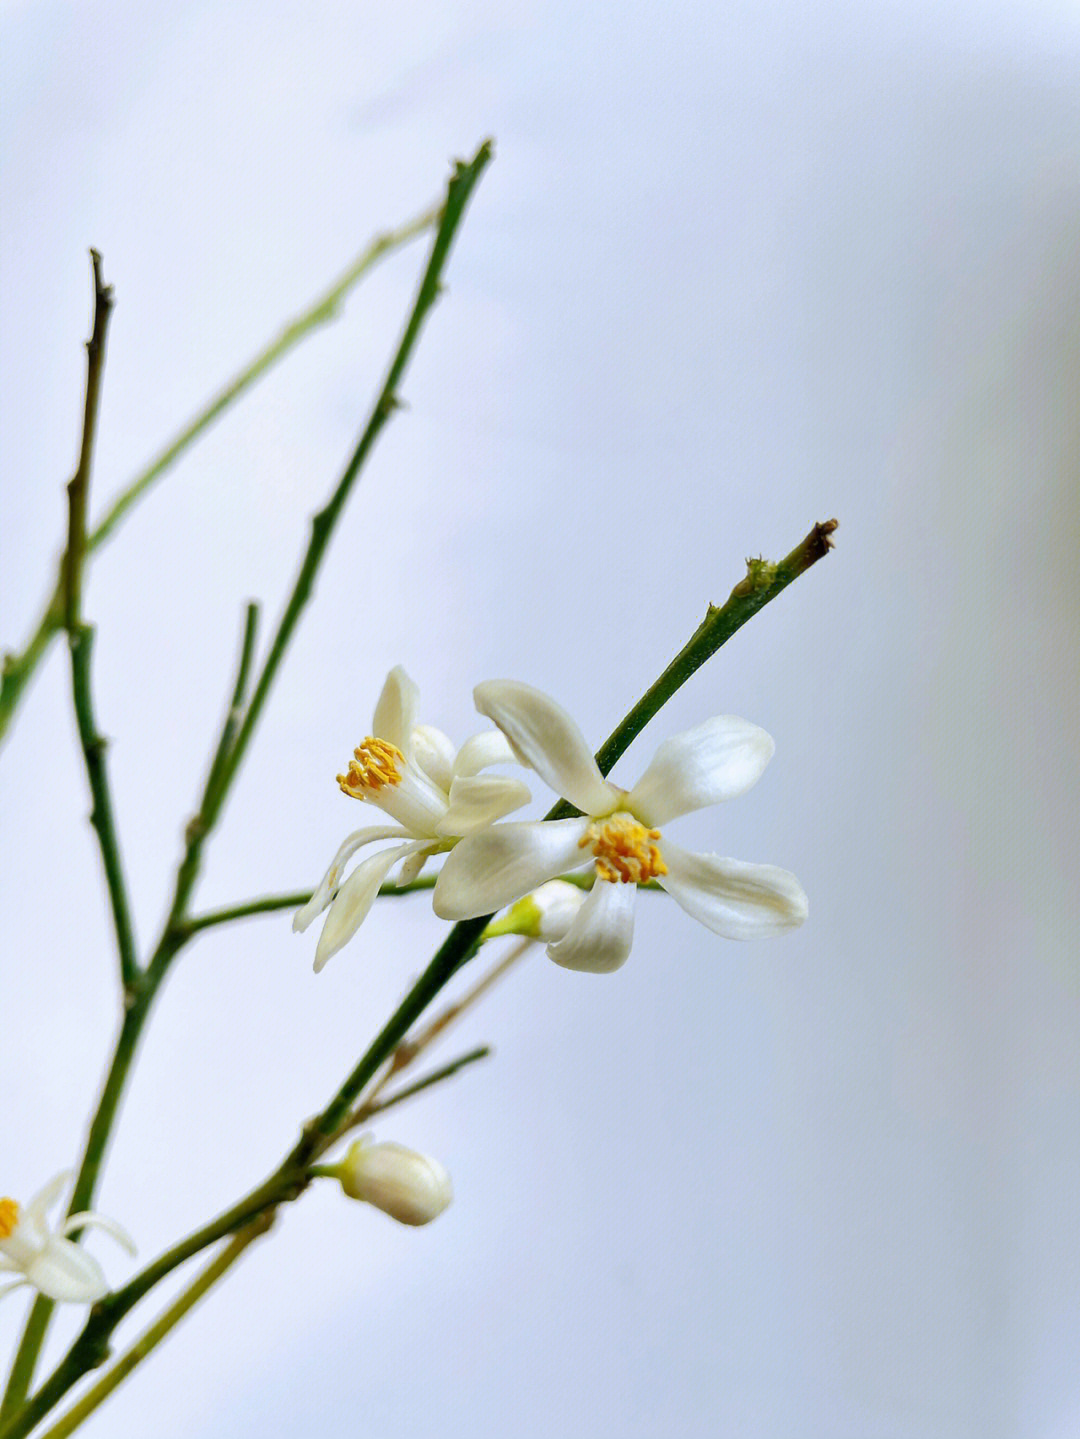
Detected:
left=483, top=880, right=586, bottom=942
left=337, top=1136, right=452, bottom=1226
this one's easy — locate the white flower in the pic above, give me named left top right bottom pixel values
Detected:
left=433, top=680, right=808, bottom=973
left=0, top=1173, right=135, bottom=1304
left=336, top=1136, right=452, bottom=1226
left=295, top=666, right=532, bottom=972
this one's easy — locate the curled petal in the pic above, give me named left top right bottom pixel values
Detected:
left=474, top=681, right=618, bottom=817
left=24, top=1173, right=71, bottom=1224
left=371, top=666, right=419, bottom=750
left=547, top=879, right=636, bottom=973
left=437, top=774, right=532, bottom=836
left=24, top=1239, right=108, bottom=1304
left=432, top=818, right=590, bottom=920
left=658, top=842, right=808, bottom=939
left=314, top=841, right=427, bottom=972
left=60, top=1212, right=136, bottom=1256
left=452, top=729, right=519, bottom=778
left=627, top=716, right=775, bottom=826
left=396, top=848, right=430, bottom=887
left=410, top=725, right=456, bottom=792
left=293, top=826, right=409, bottom=933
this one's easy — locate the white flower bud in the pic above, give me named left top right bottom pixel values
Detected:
left=483, top=879, right=587, bottom=942
left=338, top=1136, right=452, bottom=1226
left=528, top=880, right=587, bottom=941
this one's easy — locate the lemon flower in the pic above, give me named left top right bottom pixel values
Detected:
left=0, top=1173, right=135, bottom=1303
left=295, top=666, right=531, bottom=971
left=432, top=680, right=808, bottom=972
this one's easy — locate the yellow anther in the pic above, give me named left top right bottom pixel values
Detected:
left=0, top=1198, right=19, bottom=1239
left=580, top=813, right=668, bottom=884
left=337, top=737, right=405, bottom=799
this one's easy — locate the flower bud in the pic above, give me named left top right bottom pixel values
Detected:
left=337, top=1136, right=452, bottom=1226
left=483, top=880, right=587, bottom=942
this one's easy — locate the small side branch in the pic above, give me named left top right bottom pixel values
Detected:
left=0, top=201, right=439, bottom=750
left=62, top=254, right=138, bottom=991
left=63, top=251, right=114, bottom=632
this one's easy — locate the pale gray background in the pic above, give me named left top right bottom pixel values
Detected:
left=2, top=2, right=1079, bottom=1436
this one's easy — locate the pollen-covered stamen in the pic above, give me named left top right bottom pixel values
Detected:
left=337, top=737, right=405, bottom=799
left=580, top=812, right=668, bottom=884
left=0, top=1198, right=18, bottom=1239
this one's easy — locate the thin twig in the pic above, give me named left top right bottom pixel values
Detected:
left=60, top=252, right=139, bottom=995
left=0, top=144, right=496, bottom=1439
left=181, top=876, right=436, bottom=935
left=0, top=202, right=439, bottom=748
left=2, top=513, right=835, bottom=1438
left=34, top=1220, right=274, bottom=1439
left=198, top=602, right=260, bottom=823
left=348, top=1045, right=493, bottom=1124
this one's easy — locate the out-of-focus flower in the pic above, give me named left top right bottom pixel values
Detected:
left=433, top=680, right=807, bottom=972
left=295, top=666, right=531, bottom=971
left=0, top=1173, right=135, bottom=1303
left=334, top=1136, right=452, bottom=1226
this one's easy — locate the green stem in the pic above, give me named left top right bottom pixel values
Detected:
left=199, top=602, right=260, bottom=820
left=182, top=875, right=438, bottom=935
left=552, top=519, right=839, bottom=815
left=0, top=997, right=153, bottom=1422
left=0, top=145, right=496, bottom=1437
left=0, top=202, right=438, bottom=750
left=62, top=252, right=113, bottom=634
left=35, top=1225, right=270, bottom=1439
left=361, top=1045, right=493, bottom=1119
left=204, top=142, right=494, bottom=828
left=68, top=627, right=139, bottom=988
left=1, top=511, right=836, bottom=1439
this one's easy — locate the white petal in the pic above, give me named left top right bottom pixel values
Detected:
left=395, top=848, right=430, bottom=887
left=314, top=841, right=427, bottom=972
left=437, top=775, right=532, bottom=836
left=364, top=763, right=449, bottom=837
left=547, top=879, right=636, bottom=973
left=658, top=842, right=808, bottom=939
left=0, top=1278, right=30, bottom=1299
left=410, top=725, right=455, bottom=792
left=293, top=825, right=410, bottom=932
left=627, top=717, right=775, bottom=826
left=371, top=666, right=419, bottom=749
left=432, top=818, right=590, bottom=920
left=24, top=1238, right=108, bottom=1303
left=452, top=729, right=519, bottom=778
left=23, top=1172, right=71, bottom=1227
left=474, top=681, right=618, bottom=817
left=61, top=1212, right=136, bottom=1256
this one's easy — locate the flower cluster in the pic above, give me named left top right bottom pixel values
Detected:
left=298, top=669, right=807, bottom=973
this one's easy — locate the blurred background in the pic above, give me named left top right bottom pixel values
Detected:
left=2, top=2, right=1078, bottom=1435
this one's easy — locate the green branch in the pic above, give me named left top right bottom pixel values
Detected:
left=0, top=146, right=494, bottom=1433
left=60, top=253, right=139, bottom=991
left=0, top=509, right=835, bottom=1438
left=0, top=202, right=439, bottom=749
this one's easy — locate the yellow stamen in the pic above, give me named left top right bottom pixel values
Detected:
left=337, top=737, right=405, bottom=799
left=0, top=1198, right=19, bottom=1239
left=580, top=813, right=668, bottom=884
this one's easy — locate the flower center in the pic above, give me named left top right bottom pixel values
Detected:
left=580, top=813, right=668, bottom=884
left=337, top=738, right=405, bottom=799
left=0, top=1199, right=18, bottom=1239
